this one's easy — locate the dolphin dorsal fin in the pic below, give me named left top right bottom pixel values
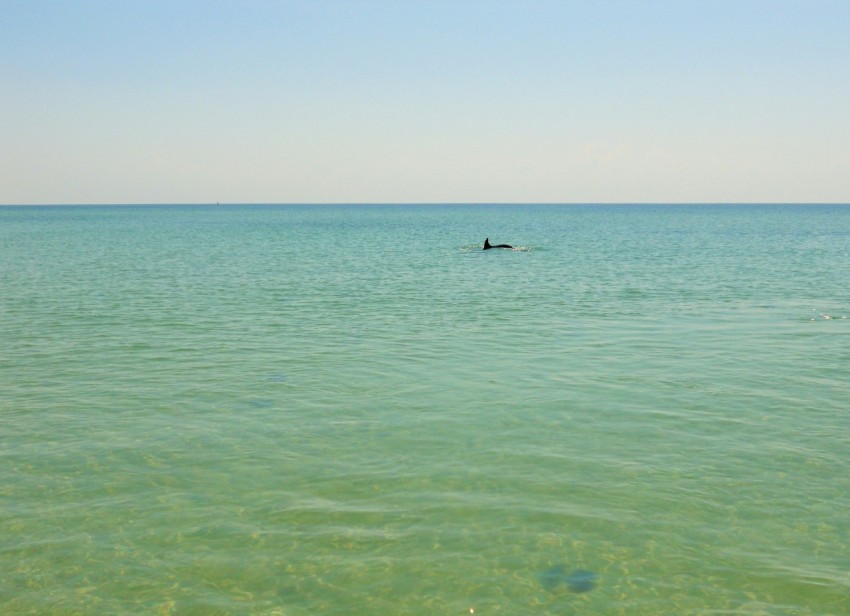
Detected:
left=484, top=238, right=491, bottom=249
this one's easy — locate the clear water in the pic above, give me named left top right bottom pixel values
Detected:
left=2, top=204, right=849, bottom=615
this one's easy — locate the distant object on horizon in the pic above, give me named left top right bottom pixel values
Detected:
left=483, top=237, right=513, bottom=250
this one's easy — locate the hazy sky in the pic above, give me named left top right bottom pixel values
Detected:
left=2, top=0, right=849, bottom=204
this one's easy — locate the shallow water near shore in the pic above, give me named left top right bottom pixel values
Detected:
left=2, top=204, right=849, bottom=614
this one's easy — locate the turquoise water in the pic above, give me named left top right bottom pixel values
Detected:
left=2, top=204, right=849, bottom=615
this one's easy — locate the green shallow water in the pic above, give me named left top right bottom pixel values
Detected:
left=1, top=204, right=849, bottom=614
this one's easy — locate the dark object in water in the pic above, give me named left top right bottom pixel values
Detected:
left=483, top=237, right=513, bottom=250
left=539, top=565, right=598, bottom=593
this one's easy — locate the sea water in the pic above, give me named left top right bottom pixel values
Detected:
left=1, top=204, right=848, bottom=615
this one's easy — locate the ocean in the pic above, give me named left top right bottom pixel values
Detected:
left=1, top=204, right=848, bottom=614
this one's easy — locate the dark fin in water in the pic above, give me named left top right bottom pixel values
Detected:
left=483, top=237, right=513, bottom=250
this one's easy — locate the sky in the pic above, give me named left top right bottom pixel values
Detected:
left=2, top=0, right=849, bottom=204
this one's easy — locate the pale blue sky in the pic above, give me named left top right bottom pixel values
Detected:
left=2, top=0, right=849, bottom=204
